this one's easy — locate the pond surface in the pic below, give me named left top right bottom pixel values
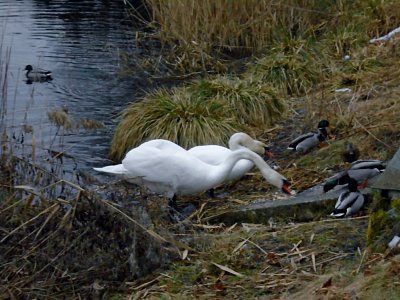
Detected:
left=0, top=0, right=148, bottom=180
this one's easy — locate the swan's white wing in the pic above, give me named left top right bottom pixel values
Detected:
left=188, top=145, right=231, bottom=165
left=122, top=146, right=214, bottom=196
left=139, top=139, right=187, bottom=153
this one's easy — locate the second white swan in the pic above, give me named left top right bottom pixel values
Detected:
left=94, top=139, right=291, bottom=208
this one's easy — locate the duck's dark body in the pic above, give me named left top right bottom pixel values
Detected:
left=24, top=65, right=52, bottom=81
left=331, top=178, right=364, bottom=217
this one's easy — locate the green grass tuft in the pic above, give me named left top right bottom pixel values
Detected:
left=110, top=76, right=286, bottom=160
left=247, top=38, right=324, bottom=96
left=110, top=87, right=240, bottom=160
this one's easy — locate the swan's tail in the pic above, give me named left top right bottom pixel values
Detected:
left=93, top=164, right=127, bottom=175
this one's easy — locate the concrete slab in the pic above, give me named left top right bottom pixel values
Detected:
left=207, top=184, right=373, bottom=225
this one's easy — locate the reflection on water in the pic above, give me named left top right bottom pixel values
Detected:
left=0, top=0, right=145, bottom=179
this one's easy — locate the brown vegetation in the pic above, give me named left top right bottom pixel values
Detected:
left=1, top=0, right=400, bottom=299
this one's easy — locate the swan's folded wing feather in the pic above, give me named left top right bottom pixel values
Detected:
left=121, top=147, right=207, bottom=187
left=188, top=145, right=232, bottom=165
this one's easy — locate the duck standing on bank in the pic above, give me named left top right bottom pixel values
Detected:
left=24, top=65, right=52, bottom=82
left=287, top=120, right=330, bottom=153
left=342, top=142, right=360, bottom=163
left=323, top=159, right=386, bottom=192
left=330, top=177, right=365, bottom=218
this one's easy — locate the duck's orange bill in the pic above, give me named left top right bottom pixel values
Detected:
left=282, top=182, right=292, bottom=195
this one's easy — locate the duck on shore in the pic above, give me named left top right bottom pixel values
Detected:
left=342, top=142, right=360, bottom=163
left=330, top=177, right=365, bottom=218
left=287, top=120, right=330, bottom=153
left=24, top=65, right=52, bottom=82
left=323, top=159, right=386, bottom=192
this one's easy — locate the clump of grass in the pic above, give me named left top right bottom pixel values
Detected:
left=47, top=108, right=105, bottom=131
left=110, top=87, right=240, bottom=160
left=141, top=0, right=333, bottom=72
left=366, top=197, right=400, bottom=251
left=78, top=118, right=104, bottom=130
left=190, top=76, right=286, bottom=127
left=247, top=38, right=324, bottom=96
left=110, top=76, right=285, bottom=160
left=47, top=109, right=73, bottom=130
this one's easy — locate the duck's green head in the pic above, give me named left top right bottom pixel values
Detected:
left=25, top=65, right=33, bottom=71
left=318, top=119, right=330, bottom=129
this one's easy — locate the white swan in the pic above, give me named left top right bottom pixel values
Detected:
left=93, top=139, right=291, bottom=208
left=188, top=132, right=272, bottom=182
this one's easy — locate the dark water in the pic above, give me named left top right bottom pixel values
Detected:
left=0, top=0, right=146, bottom=179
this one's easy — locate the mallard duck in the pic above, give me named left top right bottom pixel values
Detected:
left=24, top=65, right=52, bottom=81
left=323, top=159, right=385, bottom=192
left=287, top=120, right=330, bottom=153
left=330, top=177, right=364, bottom=218
left=94, top=139, right=292, bottom=209
left=342, top=142, right=360, bottom=163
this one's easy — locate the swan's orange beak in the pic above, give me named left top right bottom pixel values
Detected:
left=281, top=180, right=292, bottom=195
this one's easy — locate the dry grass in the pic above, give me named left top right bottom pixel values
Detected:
left=137, top=0, right=400, bottom=74
left=1, top=1, right=400, bottom=299
left=110, top=76, right=286, bottom=160
left=140, top=0, right=330, bottom=72
left=110, top=86, right=240, bottom=160
left=0, top=159, right=179, bottom=299
left=126, top=217, right=400, bottom=299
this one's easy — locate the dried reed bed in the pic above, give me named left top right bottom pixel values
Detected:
left=141, top=0, right=400, bottom=72
left=144, top=0, right=322, bottom=71
left=0, top=158, right=179, bottom=299
left=127, top=217, right=400, bottom=299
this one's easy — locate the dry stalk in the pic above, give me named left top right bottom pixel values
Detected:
left=356, top=249, right=368, bottom=274
left=354, top=118, right=392, bottom=149
left=100, top=199, right=168, bottom=244
left=0, top=203, right=59, bottom=243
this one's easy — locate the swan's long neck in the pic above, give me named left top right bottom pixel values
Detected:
left=228, top=133, right=252, bottom=150
left=209, top=148, right=284, bottom=189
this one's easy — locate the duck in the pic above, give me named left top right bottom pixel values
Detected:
left=287, top=120, right=329, bottom=153
left=188, top=132, right=273, bottom=182
left=323, top=159, right=386, bottom=192
left=330, top=177, right=365, bottom=218
left=93, top=139, right=292, bottom=209
left=24, top=65, right=52, bottom=81
left=341, top=142, right=360, bottom=163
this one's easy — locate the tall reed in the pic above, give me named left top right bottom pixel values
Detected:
left=144, top=0, right=324, bottom=71
left=142, top=0, right=400, bottom=72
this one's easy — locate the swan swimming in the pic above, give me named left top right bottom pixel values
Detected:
left=93, top=139, right=291, bottom=208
